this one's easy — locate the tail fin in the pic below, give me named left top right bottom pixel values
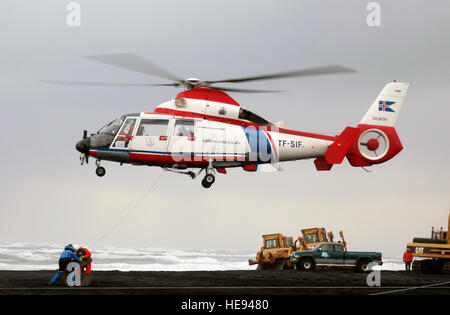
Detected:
left=360, top=82, right=409, bottom=127
left=314, top=82, right=409, bottom=170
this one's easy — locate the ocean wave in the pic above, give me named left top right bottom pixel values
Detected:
left=0, top=243, right=404, bottom=271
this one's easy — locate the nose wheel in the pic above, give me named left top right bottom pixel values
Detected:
left=201, top=174, right=215, bottom=188
left=95, top=166, right=106, bottom=177
left=95, top=160, right=106, bottom=177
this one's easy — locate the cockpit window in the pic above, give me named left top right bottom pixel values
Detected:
left=98, top=113, right=140, bottom=136
left=98, top=116, right=126, bottom=136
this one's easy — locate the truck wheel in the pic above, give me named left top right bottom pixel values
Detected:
left=299, top=258, right=315, bottom=271
left=357, top=259, right=372, bottom=273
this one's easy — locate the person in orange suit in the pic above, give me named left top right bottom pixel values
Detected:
left=76, top=247, right=92, bottom=275
left=403, top=247, right=414, bottom=271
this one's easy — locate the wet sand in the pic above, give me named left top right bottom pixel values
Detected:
left=0, top=270, right=449, bottom=295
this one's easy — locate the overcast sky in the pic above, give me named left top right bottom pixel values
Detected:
left=0, top=0, right=449, bottom=258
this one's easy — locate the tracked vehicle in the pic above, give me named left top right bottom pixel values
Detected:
left=407, top=213, right=450, bottom=274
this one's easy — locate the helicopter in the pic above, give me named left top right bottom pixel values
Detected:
left=44, top=54, right=409, bottom=188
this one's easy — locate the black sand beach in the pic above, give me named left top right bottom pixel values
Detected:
left=0, top=270, right=449, bottom=295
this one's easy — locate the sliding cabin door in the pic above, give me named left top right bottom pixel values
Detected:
left=130, top=118, right=170, bottom=153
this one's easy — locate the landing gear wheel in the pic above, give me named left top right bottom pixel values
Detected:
left=95, top=166, right=106, bottom=177
left=201, top=174, right=215, bottom=188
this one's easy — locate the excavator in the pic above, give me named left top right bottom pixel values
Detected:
left=407, top=212, right=450, bottom=274
left=249, top=228, right=347, bottom=270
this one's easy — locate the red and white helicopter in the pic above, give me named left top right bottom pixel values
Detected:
left=46, top=54, right=409, bottom=188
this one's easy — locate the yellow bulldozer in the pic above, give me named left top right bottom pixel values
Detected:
left=249, top=228, right=347, bottom=270
left=407, top=212, right=450, bottom=274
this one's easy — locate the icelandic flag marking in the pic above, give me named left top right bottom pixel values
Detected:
left=378, top=100, right=395, bottom=112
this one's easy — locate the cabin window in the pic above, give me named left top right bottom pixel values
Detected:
left=334, top=244, right=344, bottom=252
left=319, top=244, right=334, bottom=252
left=286, top=237, right=293, bottom=247
left=265, top=239, right=278, bottom=249
left=172, top=120, right=195, bottom=137
left=238, top=108, right=270, bottom=125
left=304, top=233, right=319, bottom=243
left=136, top=119, right=169, bottom=137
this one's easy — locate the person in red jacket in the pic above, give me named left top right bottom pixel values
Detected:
left=403, top=248, right=414, bottom=271
left=76, top=247, right=92, bottom=275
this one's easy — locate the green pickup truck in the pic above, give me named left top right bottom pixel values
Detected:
left=290, top=242, right=382, bottom=272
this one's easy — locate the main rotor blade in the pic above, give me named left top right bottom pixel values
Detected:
left=211, top=86, right=283, bottom=93
left=206, top=65, right=357, bottom=84
left=40, top=80, right=178, bottom=87
left=84, top=53, right=183, bottom=82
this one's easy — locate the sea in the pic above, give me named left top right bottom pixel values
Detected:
left=0, top=243, right=404, bottom=271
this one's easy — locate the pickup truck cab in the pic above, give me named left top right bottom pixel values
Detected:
left=290, top=242, right=382, bottom=272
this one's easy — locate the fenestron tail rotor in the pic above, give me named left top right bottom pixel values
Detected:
left=358, top=129, right=389, bottom=160
left=42, top=53, right=357, bottom=93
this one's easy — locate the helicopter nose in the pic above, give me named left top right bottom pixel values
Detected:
left=76, top=137, right=90, bottom=154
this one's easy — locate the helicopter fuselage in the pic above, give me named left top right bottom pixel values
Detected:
left=76, top=88, right=335, bottom=175
left=86, top=112, right=334, bottom=168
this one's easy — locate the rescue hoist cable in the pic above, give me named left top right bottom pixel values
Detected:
left=91, top=170, right=164, bottom=245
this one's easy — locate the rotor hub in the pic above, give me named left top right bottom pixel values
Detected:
left=184, top=78, right=207, bottom=89
left=367, top=138, right=380, bottom=151
left=185, top=78, right=200, bottom=84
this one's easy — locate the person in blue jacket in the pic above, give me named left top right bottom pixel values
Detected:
left=49, top=244, right=81, bottom=285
